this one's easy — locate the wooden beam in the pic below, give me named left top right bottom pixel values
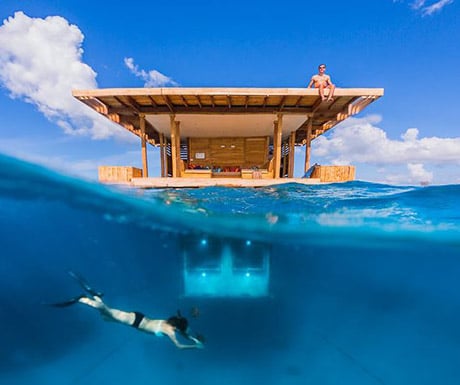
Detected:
left=274, top=114, right=283, bottom=179
left=113, top=96, right=131, bottom=109
left=107, top=105, right=315, bottom=115
left=304, top=118, right=312, bottom=173
left=91, top=97, right=109, bottom=114
left=244, top=95, right=249, bottom=109
left=195, top=95, right=202, bottom=108
left=147, top=95, right=158, bottom=107
left=126, top=96, right=142, bottom=112
left=262, top=95, right=269, bottom=108
left=163, top=95, right=175, bottom=113
left=140, top=113, right=148, bottom=177
left=226, top=95, right=232, bottom=109
left=179, top=95, right=189, bottom=107
left=279, top=95, right=287, bottom=109
left=294, top=95, right=303, bottom=107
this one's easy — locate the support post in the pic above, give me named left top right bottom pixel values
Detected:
left=274, top=113, right=283, bottom=179
left=304, top=118, right=312, bottom=173
left=288, top=131, right=295, bottom=178
left=139, top=113, right=148, bottom=177
left=282, top=142, right=287, bottom=177
left=159, top=133, right=166, bottom=177
left=175, top=121, right=182, bottom=177
left=170, top=114, right=177, bottom=177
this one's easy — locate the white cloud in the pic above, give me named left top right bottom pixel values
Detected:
left=411, top=0, right=427, bottom=9
left=0, top=11, right=126, bottom=139
left=312, top=115, right=460, bottom=185
left=0, top=136, right=146, bottom=180
left=407, top=163, right=433, bottom=183
left=124, top=57, right=178, bottom=87
left=398, top=0, right=455, bottom=15
left=421, top=0, right=454, bottom=15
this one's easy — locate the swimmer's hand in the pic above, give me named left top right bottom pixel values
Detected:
left=189, top=335, right=205, bottom=348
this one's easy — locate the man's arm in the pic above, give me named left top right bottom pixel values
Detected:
left=307, top=77, right=314, bottom=88
left=166, top=331, right=204, bottom=349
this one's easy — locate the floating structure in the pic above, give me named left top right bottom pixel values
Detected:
left=73, top=87, right=383, bottom=187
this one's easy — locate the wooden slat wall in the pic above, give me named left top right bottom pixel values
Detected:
left=210, top=138, right=244, bottom=167
left=310, top=165, right=356, bottom=182
left=188, top=137, right=268, bottom=168
left=245, top=137, right=269, bottom=167
left=98, top=166, right=142, bottom=183
left=188, top=138, right=210, bottom=167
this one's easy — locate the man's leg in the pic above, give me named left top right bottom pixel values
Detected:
left=327, top=84, right=336, bottom=101
left=318, top=84, right=326, bottom=100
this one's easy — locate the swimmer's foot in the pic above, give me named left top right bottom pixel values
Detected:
left=43, top=294, right=85, bottom=307
left=327, top=97, right=334, bottom=102
left=68, top=271, right=104, bottom=298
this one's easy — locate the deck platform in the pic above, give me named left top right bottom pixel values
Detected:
left=130, top=177, right=320, bottom=188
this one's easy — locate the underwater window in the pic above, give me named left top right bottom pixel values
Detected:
left=182, top=235, right=222, bottom=271
left=232, top=240, right=269, bottom=270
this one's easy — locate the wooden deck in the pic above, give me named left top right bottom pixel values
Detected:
left=130, top=177, right=321, bottom=188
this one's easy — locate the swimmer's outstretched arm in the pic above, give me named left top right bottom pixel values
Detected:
left=165, top=331, right=204, bottom=349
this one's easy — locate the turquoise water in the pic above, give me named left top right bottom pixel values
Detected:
left=1, top=153, right=459, bottom=385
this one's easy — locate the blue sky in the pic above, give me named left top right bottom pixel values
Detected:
left=0, top=0, right=459, bottom=184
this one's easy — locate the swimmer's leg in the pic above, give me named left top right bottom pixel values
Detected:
left=43, top=295, right=85, bottom=307
left=68, top=271, right=104, bottom=298
left=79, top=296, right=135, bottom=325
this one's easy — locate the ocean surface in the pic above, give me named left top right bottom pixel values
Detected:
left=1, top=153, right=459, bottom=385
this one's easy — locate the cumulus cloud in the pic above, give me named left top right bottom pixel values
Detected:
left=398, top=0, right=455, bottom=15
left=312, top=115, right=460, bottom=184
left=124, top=57, right=178, bottom=87
left=0, top=11, right=126, bottom=139
left=407, top=163, right=433, bottom=183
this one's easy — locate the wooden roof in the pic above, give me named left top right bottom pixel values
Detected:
left=72, top=87, right=383, bottom=145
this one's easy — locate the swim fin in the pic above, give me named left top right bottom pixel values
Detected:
left=43, top=295, right=85, bottom=307
left=68, top=271, right=104, bottom=298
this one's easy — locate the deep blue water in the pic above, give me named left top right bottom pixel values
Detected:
left=1, top=153, right=459, bottom=385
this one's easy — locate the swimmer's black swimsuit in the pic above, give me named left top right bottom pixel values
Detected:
left=131, top=311, right=145, bottom=328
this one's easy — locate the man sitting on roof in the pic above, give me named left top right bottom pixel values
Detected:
left=307, top=64, right=336, bottom=102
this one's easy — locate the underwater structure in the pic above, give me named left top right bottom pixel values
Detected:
left=181, top=235, right=270, bottom=297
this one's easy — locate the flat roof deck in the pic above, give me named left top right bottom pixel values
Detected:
left=73, top=87, right=384, bottom=144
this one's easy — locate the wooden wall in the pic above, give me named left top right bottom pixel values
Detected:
left=310, top=165, right=356, bottom=182
left=98, top=166, right=143, bottom=183
left=188, top=137, right=269, bottom=168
